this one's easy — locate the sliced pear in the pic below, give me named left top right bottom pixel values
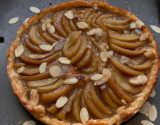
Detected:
left=47, top=104, right=58, bottom=114
left=81, top=88, right=88, bottom=109
left=110, top=39, right=147, bottom=49
left=109, top=30, right=140, bottom=41
left=86, top=12, right=97, bottom=27
left=14, top=63, right=25, bottom=67
left=110, top=58, right=144, bottom=75
left=62, top=14, right=71, bottom=34
left=19, top=52, right=60, bottom=64
left=103, top=23, right=129, bottom=30
left=91, top=13, right=101, bottom=28
left=29, top=25, right=44, bottom=45
left=72, top=89, right=83, bottom=122
left=67, top=18, right=77, bottom=31
left=83, top=9, right=94, bottom=22
left=57, top=90, right=78, bottom=120
left=89, top=36, right=102, bottom=51
left=89, top=84, right=111, bottom=115
left=21, top=67, right=39, bottom=75
left=102, top=17, right=129, bottom=25
left=27, top=78, right=57, bottom=87
left=47, top=32, right=61, bottom=41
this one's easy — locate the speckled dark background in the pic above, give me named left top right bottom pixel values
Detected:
left=0, top=0, right=160, bottom=125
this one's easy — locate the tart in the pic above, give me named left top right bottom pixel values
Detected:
left=7, top=0, right=159, bottom=125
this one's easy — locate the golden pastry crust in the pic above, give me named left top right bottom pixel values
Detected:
left=7, top=0, right=159, bottom=125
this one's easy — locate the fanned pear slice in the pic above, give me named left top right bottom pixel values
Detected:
left=62, top=14, right=71, bottom=34
left=27, top=78, right=57, bottom=87
left=110, top=58, right=144, bottom=75
left=109, top=30, right=140, bottom=41
left=103, top=23, right=129, bottom=30
left=29, top=25, right=44, bottom=45
left=102, top=17, right=129, bottom=25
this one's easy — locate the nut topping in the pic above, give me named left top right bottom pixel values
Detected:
left=129, top=75, right=148, bottom=85
left=39, top=45, right=53, bottom=51
left=64, top=11, right=74, bottom=19
left=41, top=23, right=46, bottom=32
left=56, top=96, right=68, bottom=108
left=148, top=105, right=157, bottom=121
left=77, top=22, right=89, bottom=29
left=141, top=120, right=154, bottom=125
left=49, top=66, right=61, bottom=77
left=23, top=120, right=36, bottom=125
left=136, top=20, right=145, bottom=29
left=17, top=66, right=25, bottom=73
left=139, top=101, right=152, bottom=115
left=107, top=50, right=114, bottom=58
left=87, top=28, right=103, bottom=36
left=39, top=62, right=47, bottom=73
left=29, top=6, right=40, bottom=13
left=80, top=107, right=89, bottom=124
left=150, top=25, right=160, bottom=33
left=59, top=57, right=71, bottom=64
left=100, top=50, right=108, bottom=62
left=91, top=74, right=103, bottom=81
left=15, top=45, right=24, bottom=57
left=47, top=24, right=55, bottom=34
left=9, top=17, right=19, bottom=24
left=129, top=22, right=136, bottom=29
left=64, top=78, right=78, bottom=84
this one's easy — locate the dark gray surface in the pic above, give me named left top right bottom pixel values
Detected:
left=0, top=0, right=159, bottom=125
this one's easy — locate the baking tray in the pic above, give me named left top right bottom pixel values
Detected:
left=0, top=0, right=160, bottom=124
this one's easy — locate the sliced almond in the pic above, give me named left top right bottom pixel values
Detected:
left=47, top=24, right=55, bottom=34
left=121, top=99, right=127, bottom=105
left=39, top=45, right=53, bottom=51
left=15, top=45, right=24, bottom=57
left=144, top=48, right=156, bottom=58
left=49, top=66, right=61, bottom=77
left=150, top=25, right=160, bottom=33
left=107, top=50, right=114, bottom=58
left=23, top=120, right=36, bottom=125
left=139, top=101, right=152, bottom=114
left=150, top=89, right=156, bottom=98
left=64, top=78, right=78, bottom=84
left=100, top=50, right=108, bottom=62
left=9, top=17, right=19, bottom=24
left=136, top=20, right=145, bottom=29
left=148, top=105, right=157, bottom=121
left=77, top=22, right=89, bottom=29
left=140, top=32, right=149, bottom=41
left=87, top=28, right=103, bottom=36
left=129, top=75, right=148, bottom=85
left=52, top=42, right=57, bottom=48
left=129, top=22, right=136, bottom=29
left=56, top=96, right=68, bottom=108
left=80, top=107, right=89, bottom=124
left=59, top=57, right=71, bottom=64
left=64, top=11, right=74, bottom=19
left=28, top=54, right=38, bottom=59
left=141, top=120, right=154, bottom=125
left=135, top=28, right=143, bottom=35
left=17, top=66, right=25, bottom=73
left=41, top=23, right=46, bottom=32
left=23, top=18, right=29, bottom=24
left=39, top=62, right=47, bottom=73
left=29, top=6, right=40, bottom=13
left=91, top=74, right=103, bottom=81
left=116, top=106, right=126, bottom=113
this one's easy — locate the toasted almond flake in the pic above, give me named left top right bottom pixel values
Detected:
left=135, top=28, right=143, bottom=35
left=17, top=66, right=25, bottom=73
left=141, top=120, right=154, bottom=125
left=56, top=96, right=68, bottom=108
left=87, top=28, right=103, bottom=36
left=100, top=50, right=108, bottom=62
left=145, top=112, right=149, bottom=117
left=59, top=57, right=71, bottom=64
left=140, top=32, right=149, bottom=41
left=41, top=23, right=46, bottom=32
left=49, top=66, right=61, bottom=77
left=129, top=75, right=148, bottom=85
left=150, top=89, right=156, bottom=98
left=116, top=106, right=126, bottom=113
left=121, top=99, right=127, bottom=105
left=80, top=107, right=89, bottom=124
left=64, top=78, right=78, bottom=84
left=139, top=101, right=152, bottom=114
left=148, top=105, right=157, bottom=121
left=64, top=11, right=74, bottom=19
left=39, top=62, right=47, bottom=73
left=15, top=45, right=24, bottom=57
left=144, top=48, right=156, bottom=58
left=91, top=74, right=103, bottom=81
left=9, top=17, right=19, bottom=24
left=107, top=50, right=113, bottom=58
left=39, top=45, right=53, bottom=51
left=47, top=24, right=55, bottom=34
left=52, top=42, right=57, bottom=48
left=129, top=22, right=136, bottom=29
left=77, top=22, right=89, bottom=29
left=28, top=54, right=38, bottom=59
left=29, top=6, right=40, bottom=13
left=23, top=120, right=36, bottom=125
left=136, top=20, right=145, bottom=29
left=23, top=18, right=29, bottom=24
left=150, top=25, right=160, bottom=33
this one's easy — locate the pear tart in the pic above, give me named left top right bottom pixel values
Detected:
left=7, top=0, right=159, bottom=125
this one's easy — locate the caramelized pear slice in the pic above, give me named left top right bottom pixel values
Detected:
left=47, top=104, right=58, bottom=114
left=89, top=36, right=102, bottom=51
left=110, top=58, right=144, bottom=75
left=111, top=69, right=143, bottom=94
left=57, top=90, right=78, bottom=120
left=91, top=13, right=101, bottom=28
left=86, top=12, right=97, bottom=27
left=21, top=67, right=39, bottom=75
left=108, top=77, right=135, bottom=102
left=85, top=84, right=104, bottom=119
left=107, top=87, right=124, bottom=106
left=14, top=63, right=25, bottom=67
left=27, top=78, right=57, bottom=87
left=39, top=29, right=56, bottom=44
left=53, top=12, right=67, bottom=38
left=99, top=86, right=119, bottom=109
left=102, top=17, right=129, bottom=25
left=62, top=34, right=81, bottom=59
left=29, top=25, right=44, bottom=45
left=72, top=89, right=83, bottom=122
left=109, top=30, right=140, bottom=41
left=37, top=79, right=63, bottom=92
left=62, top=14, right=71, bottom=34
left=83, top=9, right=94, bottom=22
left=71, top=36, right=87, bottom=64
left=103, top=23, right=129, bottom=30
left=128, top=59, right=153, bottom=70
left=47, top=32, right=61, bottom=41
left=25, top=39, right=45, bottom=53
left=41, top=82, right=84, bottom=103
left=89, top=84, right=111, bottom=115
left=19, top=52, right=60, bottom=64
left=75, top=40, right=93, bottom=69
left=67, top=18, right=77, bottom=31
left=110, top=44, right=144, bottom=56
left=80, top=53, right=98, bottom=73
left=81, top=88, right=88, bottom=109
left=110, top=39, right=147, bottom=49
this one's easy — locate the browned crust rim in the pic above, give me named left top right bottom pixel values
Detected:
left=7, top=0, right=159, bottom=125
